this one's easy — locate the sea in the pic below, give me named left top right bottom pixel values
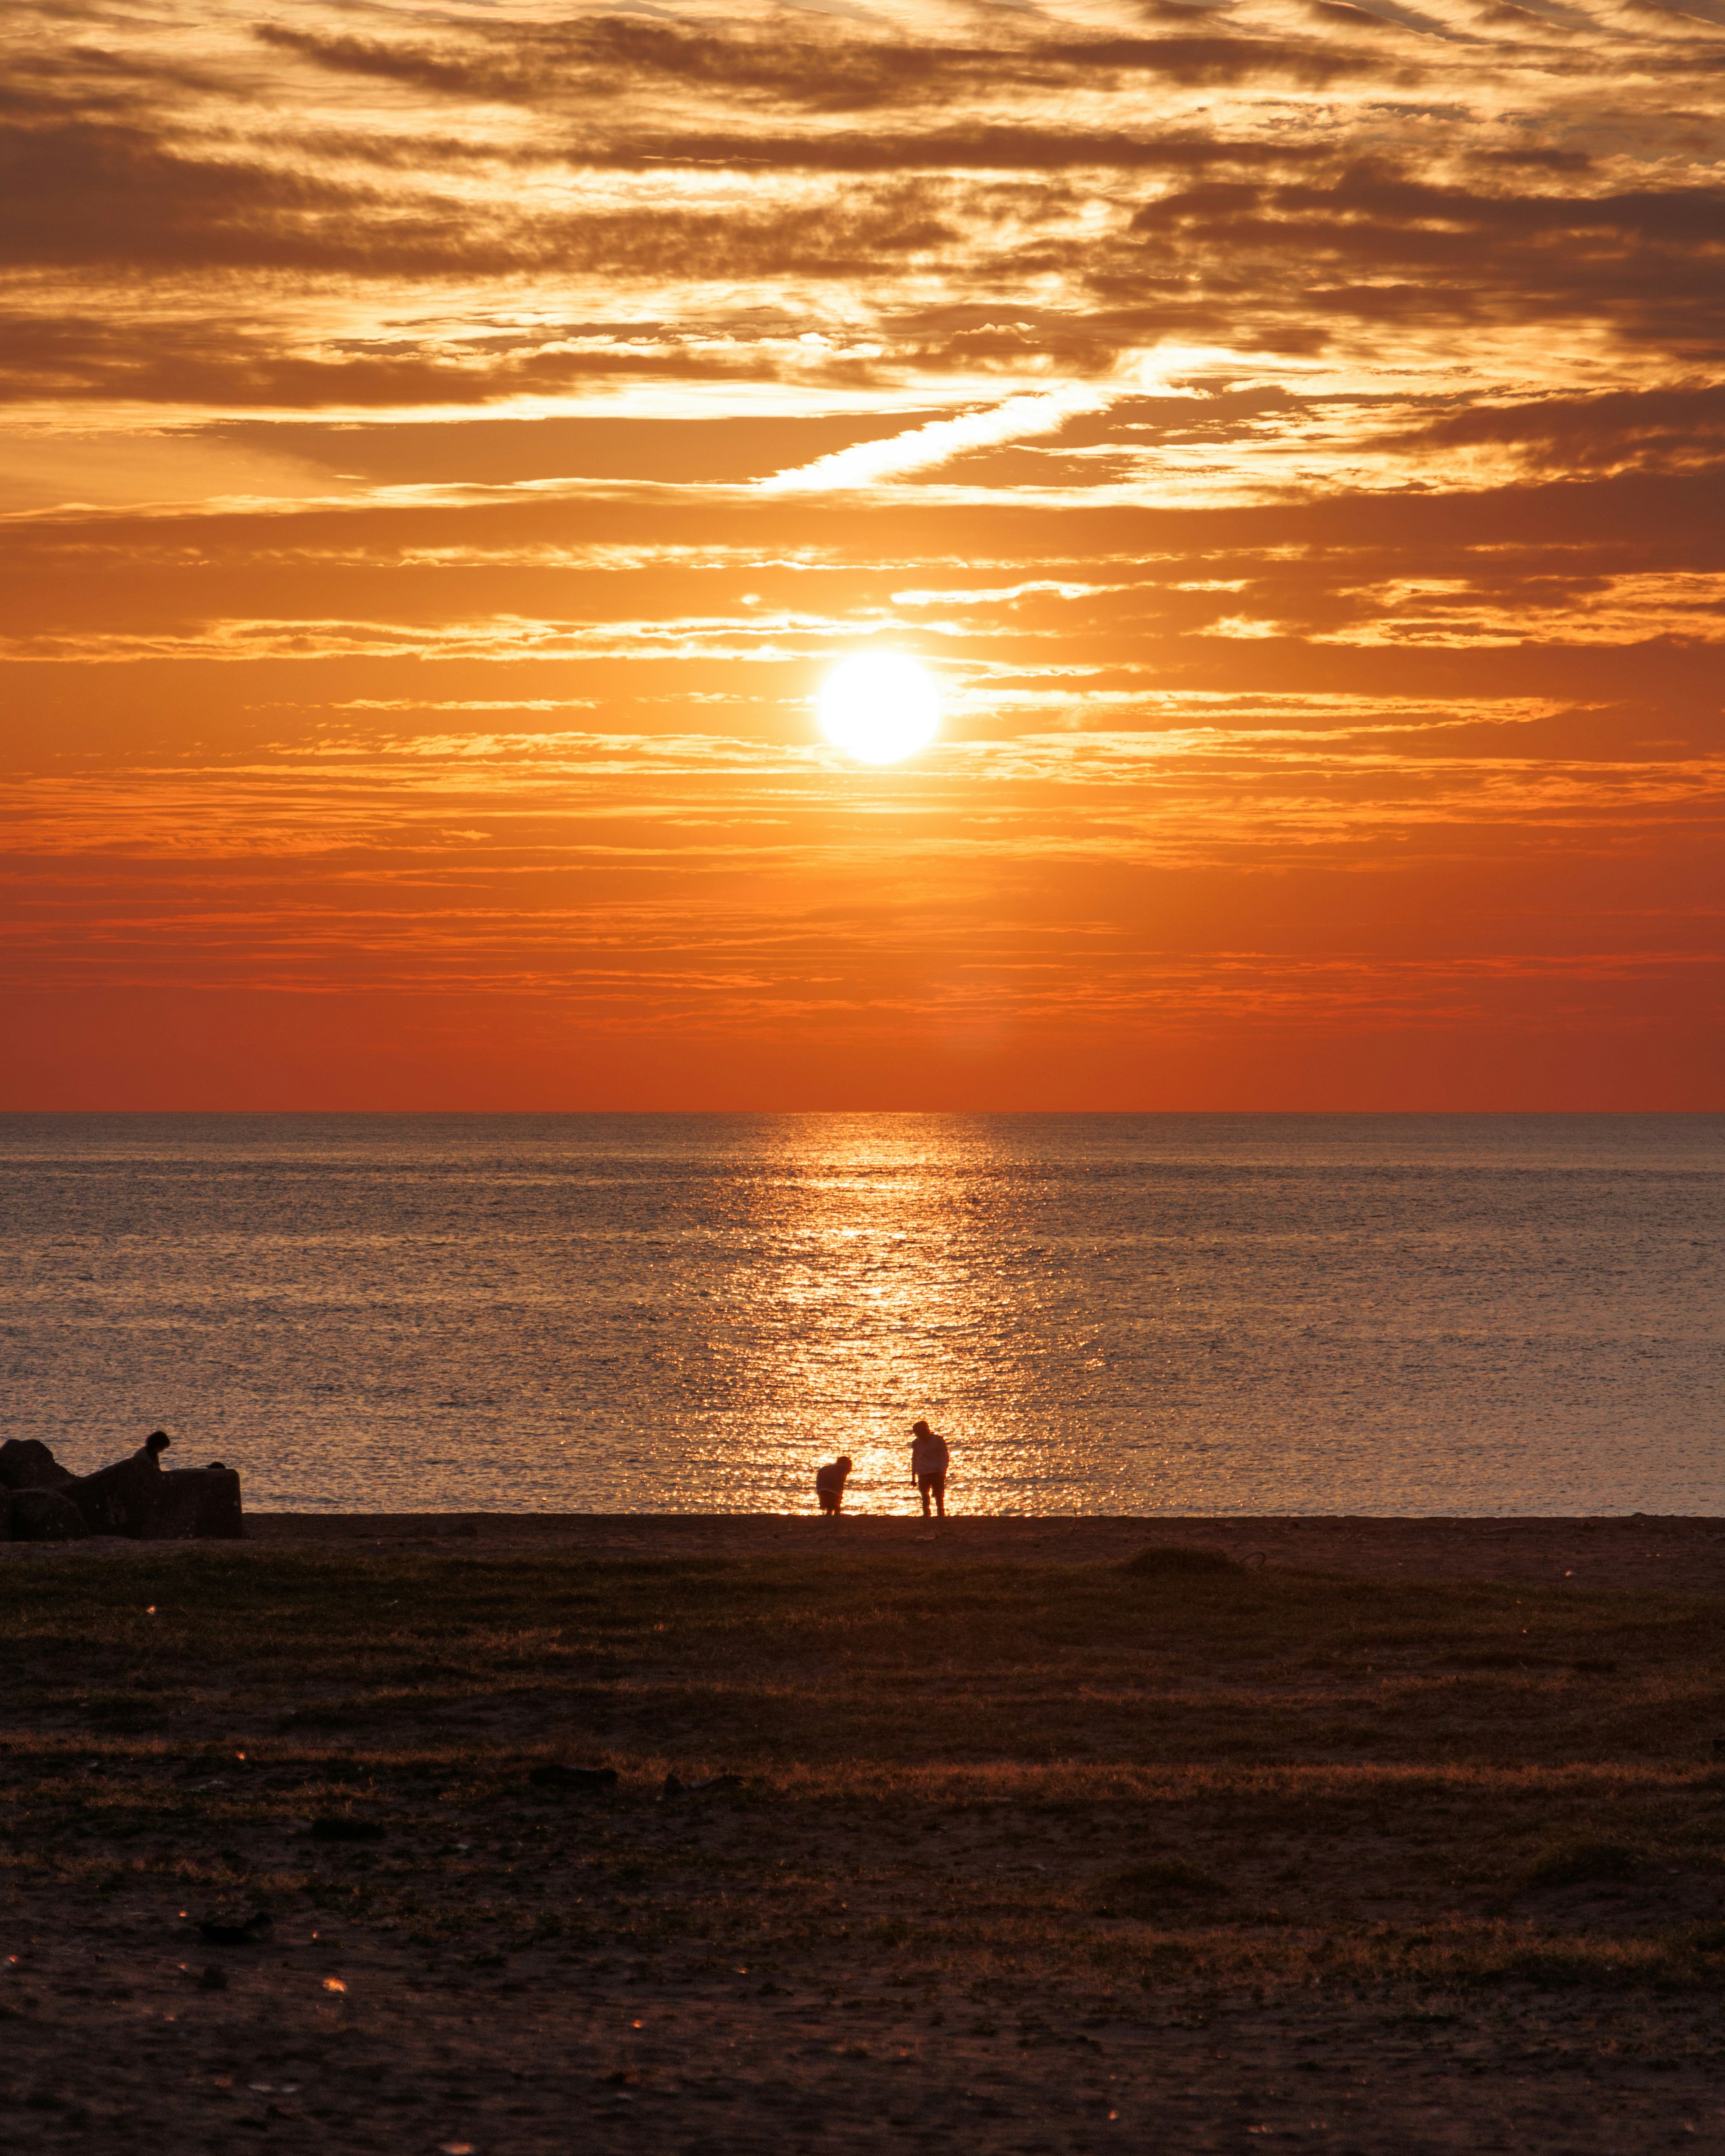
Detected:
left=1, top=1114, right=1720, bottom=1517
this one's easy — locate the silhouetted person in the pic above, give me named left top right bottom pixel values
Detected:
left=815, top=1455, right=853, bottom=1517
left=910, top=1419, right=949, bottom=1519
left=133, top=1431, right=171, bottom=1468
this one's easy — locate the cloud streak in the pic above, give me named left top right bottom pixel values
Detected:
left=759, top=386, right=1114, bottom=490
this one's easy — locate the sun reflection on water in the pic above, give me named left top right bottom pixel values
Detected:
left=670, top=1116, right=1113, bottom=1515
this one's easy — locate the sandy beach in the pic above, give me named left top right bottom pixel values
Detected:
left=11, top=1510, right=1725, bottom=1602
left=5, top=1516, right=1725, bottom=2154
left=231, top=1509, right=1725, bottom=1597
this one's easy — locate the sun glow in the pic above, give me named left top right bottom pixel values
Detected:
left=816, top=654, right=942, bottom=764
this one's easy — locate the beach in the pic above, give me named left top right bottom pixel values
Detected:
left=5, top=1515, right=1725, bottom=2152
left=13, top=1509, right=1725, bottom=1597
left=232, top=1509, right=1725, bottom=1596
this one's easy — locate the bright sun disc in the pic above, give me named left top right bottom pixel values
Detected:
left=817, top=654, right=941, bottom=764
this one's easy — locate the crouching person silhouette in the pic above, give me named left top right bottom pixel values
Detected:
left=815, top=1455, right=853, bottom=1518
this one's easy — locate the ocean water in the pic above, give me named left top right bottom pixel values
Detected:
left=0, top=1114, right=1720, bottom=1517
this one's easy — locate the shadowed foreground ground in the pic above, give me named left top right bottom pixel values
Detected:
left=4, top=1520, right=1725, bottom=2152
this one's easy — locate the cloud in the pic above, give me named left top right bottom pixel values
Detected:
left=1121, top=160, right=1725, bottom=336
left=0, top=119, right=385, bottom=272
left=5, top=0, right=1721, bottom=420
left=256, top=20, right=1380, bottom=115
left=759, top=386, right=1113, bottom=490
left=0, top=116, right=964, bottom=280
left=1368, top=385, right=1725, bottom=477
left=585, top=128, right=1315, bottom=173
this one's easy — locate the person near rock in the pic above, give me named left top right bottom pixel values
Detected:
left=910, top=1419, right=950, bottom=1520
left=814, top=1455, right=853, bottom=1517
left=133, top=1431, right=171, bottom=1467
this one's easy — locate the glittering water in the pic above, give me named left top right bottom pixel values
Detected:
left=1, top=1114, right=1720, bottom=1515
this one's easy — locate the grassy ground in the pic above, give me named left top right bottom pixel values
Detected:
left=4, top=1544, right=1725, bottom=2151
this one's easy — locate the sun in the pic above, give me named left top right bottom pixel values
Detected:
left=816, top=654, right=941, bottom=764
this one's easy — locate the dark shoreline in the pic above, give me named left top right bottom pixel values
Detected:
left=11, top=1509, right=1720, bottom=1596
left=252, top=1511, right=1725, bottom=1595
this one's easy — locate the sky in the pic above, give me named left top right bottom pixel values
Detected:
left=2, top=0, right=1721, bottom=1110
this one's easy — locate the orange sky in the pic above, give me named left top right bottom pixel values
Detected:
left=3, top=0, right=1721, bottom=1109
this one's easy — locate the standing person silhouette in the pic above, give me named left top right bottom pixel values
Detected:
left=909, top=1419, right=949, bottom=1520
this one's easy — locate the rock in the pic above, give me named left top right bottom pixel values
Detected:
left=529, top=1763, right=617, bottom=1792
left=1090, top=1858, right=1226, bottom=1917
left=0, top=1439, right=75, bottom=1492
left=11, top=1489, right=88, bottom=1542
left=659, top=1771, right=744, bottom=1800
left=67, top=1456, right=161, bottom=1537
left=1525, top=1838, right=1638, bottom=1890
left=310, top=1816, right=386, bottom=1842
left=62, top=1461, right=243, bottom=1541
left=1122, top=1543, right=1237, bottom=1577
left=199, top=1912, right=274, bottom=1946
left=0, top=1489, right=12, bottom=1541
left=150, top=1469, right=243, bottom=1541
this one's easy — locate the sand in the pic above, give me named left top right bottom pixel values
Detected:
left=234, top=1508, right=1725, bottom=1597
left=5, top=1515, right=1725, bottom=2154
